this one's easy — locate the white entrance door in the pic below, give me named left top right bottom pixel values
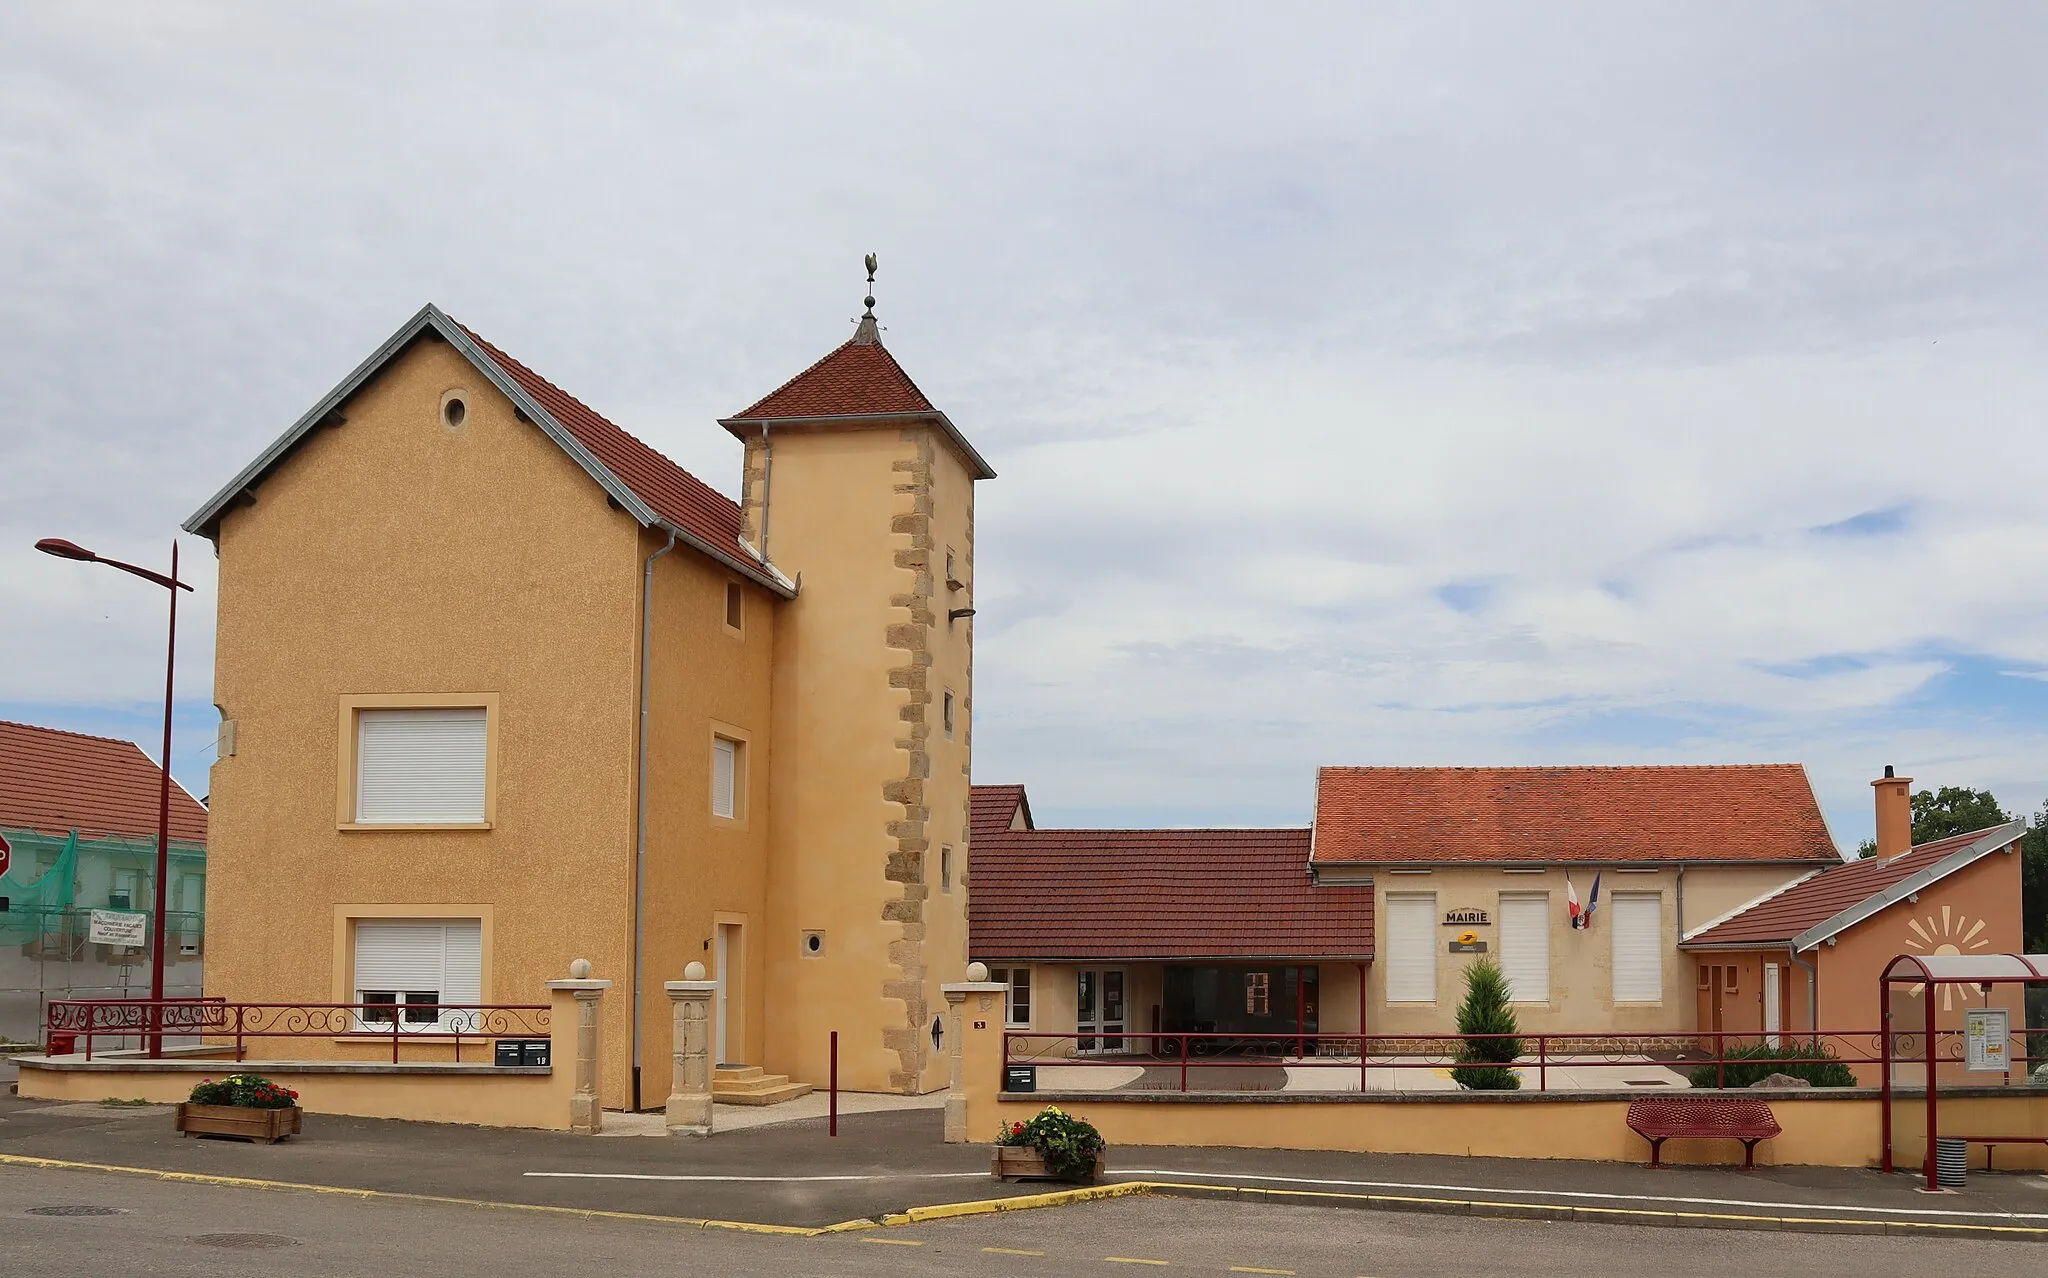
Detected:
left=1763, top=962, right=1782, bottom=1048
left=714, top=924, right=734, bottom=1066
left=1077, top=969, right=1126, bottom=1053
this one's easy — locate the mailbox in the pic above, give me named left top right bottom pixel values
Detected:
left=1004, top=1064, right=1036, bottom=1093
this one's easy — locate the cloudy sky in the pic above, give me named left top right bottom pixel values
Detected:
left=4, top=3, right=2045, bottom=848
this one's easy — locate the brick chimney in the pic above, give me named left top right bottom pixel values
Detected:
left=1872, top=765, right=1913, bottom=859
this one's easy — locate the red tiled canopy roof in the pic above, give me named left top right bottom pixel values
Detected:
left=970, top=827, right=1372, bottom=961
left=1312, top=765, right=1839, bottom=866
left=1683, top=824, right=2020, bottom=949
left=463, top=328, right=759, bottom=576
left=971, top=784, right=1032, bottom=837
left=0, top=720, right=207, bottom=844
left=727, top=335, right=936, bottom=421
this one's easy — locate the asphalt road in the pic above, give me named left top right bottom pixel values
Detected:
left=0, top=1163, right=2032, bottom=1278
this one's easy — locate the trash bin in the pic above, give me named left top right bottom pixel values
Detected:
left=1935, top=1137, right=1969, bottom=1188
left=46, top=1033, right=76, bottom=1056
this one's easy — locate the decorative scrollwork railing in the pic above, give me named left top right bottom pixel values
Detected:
left=45, top=999, right=550, bottom=1063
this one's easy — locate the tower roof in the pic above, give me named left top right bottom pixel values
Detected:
left=727, top=333, right=938, bottom=421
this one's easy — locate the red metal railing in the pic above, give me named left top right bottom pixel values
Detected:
left=1000, top=1028, right=2034, bottom=1094
left=47, top=999, right=550, bottom=1064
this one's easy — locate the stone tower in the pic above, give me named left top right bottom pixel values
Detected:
left=722, top=291, right=994, bottom=1093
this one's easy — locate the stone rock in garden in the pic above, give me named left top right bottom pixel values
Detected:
left=2031, top=1063, right=2048, bottom=1087
left=1749, top=1072, right=1811, bottom=1089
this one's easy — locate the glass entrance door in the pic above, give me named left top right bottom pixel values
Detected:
left=1077, top=969, right=1126, bottom=1053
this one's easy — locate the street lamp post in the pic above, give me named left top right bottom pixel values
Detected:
left=36, top=537, right=193, bottom=1055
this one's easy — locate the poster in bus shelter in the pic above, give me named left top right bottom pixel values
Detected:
left=1963, top=1007, right=2009, bottom=1073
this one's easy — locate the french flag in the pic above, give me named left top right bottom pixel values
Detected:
left=1567, top=875, right=1583, bottom=929
left=1583, top=873, right=1602, bottom=930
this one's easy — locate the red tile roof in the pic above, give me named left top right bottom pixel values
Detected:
left=0, top=720, right=207, bottom=844
left=1682, top=825, right=2017, bottom=948
left=971, top=784, right=1032, bottom=837
left=727, top=335, right=936, bottom=421
left=969, top=827, right=1372, bottom=960
left=462, top=328, right=760, bottom=576
left=1312, top=765, right=1839, bottom=866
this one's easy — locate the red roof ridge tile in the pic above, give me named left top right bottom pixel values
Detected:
left=0, top=719, right=151, bottom=750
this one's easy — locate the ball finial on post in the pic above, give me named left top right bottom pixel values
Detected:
left=965, top=961, right=989, bottom=983
left=684, top=961, right=707, bottom=981
left=568, top=958, right=592, bottom=980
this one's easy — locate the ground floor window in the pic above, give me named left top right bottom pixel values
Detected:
left=352, top=918, right=482, bottom=1032
left=1385, top=894, right=1437, bottom=1004
left=989, top=966, right=1032, bottom=1028
left=1610, top=893, right=1663, bottom=1003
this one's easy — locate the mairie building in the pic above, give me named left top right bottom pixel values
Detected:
left=184, top=297, right=989, bottom=1106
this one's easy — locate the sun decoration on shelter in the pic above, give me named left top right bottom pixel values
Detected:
left=1902, top=905, right=1991, bottom=1011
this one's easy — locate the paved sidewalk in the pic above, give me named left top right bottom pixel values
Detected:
left=4, top=1089, right=2045, bottom=1237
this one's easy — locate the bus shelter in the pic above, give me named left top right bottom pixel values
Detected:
left=1880, top=953, right=2048, bottom=1190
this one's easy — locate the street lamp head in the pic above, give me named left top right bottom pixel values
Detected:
left=34, top=538, right=96, bottom=562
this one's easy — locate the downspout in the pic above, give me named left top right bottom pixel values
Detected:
left=631, top=528, right=679, bottom=1112
left=1789, top=944, right=1818, bottom=1037
left=757, top=422, right=774, bottom=563
left=1674, top=864, right=1685, bottom=937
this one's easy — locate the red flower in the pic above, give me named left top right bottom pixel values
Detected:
left=288, top=1090, right=299, bottom=1099
left=1011, top=1122, right=1025, bottom=1135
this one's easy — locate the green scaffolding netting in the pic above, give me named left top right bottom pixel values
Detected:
left=1, top=828, right=207, bottom=944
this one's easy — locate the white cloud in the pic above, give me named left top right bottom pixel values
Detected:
left=4, top=2, right=2047, bottom=843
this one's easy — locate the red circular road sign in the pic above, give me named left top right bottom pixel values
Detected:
left=0, top=831, right=10, bottom=879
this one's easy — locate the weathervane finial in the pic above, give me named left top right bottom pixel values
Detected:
left=853, top=252, right=882, bottom=343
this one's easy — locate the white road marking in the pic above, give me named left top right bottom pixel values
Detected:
left=1114, top=1167, right=2048, bottom=1222
left=523, top=1171, right=992, bottom=1182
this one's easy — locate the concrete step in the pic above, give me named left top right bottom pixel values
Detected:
left=714, top=1080, right=814, bottom=1106
left=711, top=1068, right=814, bottom=1106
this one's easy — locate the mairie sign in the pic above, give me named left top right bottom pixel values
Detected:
left=1442, top=908, right=1491, bottom=927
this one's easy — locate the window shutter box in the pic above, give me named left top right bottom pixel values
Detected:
left=356, top=708, right=487, bottom=823
left=1610, top=894, right=1663, bottom=1002
left=1498, top=894, right=1549, bottom=1003
left=1386, top=895, right=1437, bottom=1003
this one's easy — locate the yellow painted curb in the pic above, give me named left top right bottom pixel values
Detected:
left=885, top=1181, right=1153, bottom=1225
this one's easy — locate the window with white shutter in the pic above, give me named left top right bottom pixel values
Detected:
left=1385, top=895, right=1437, bottom=1003
left=355, top=707, right=488, bottom=824
left=711, top=736, right=740, bottom=819
left=351, top=919, right=482, bottom=1032
left=1610, top=893, right=1663, bottom=1003
left=1497, top=894, right=1550, bottom=1003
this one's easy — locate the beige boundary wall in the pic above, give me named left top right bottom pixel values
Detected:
left=15, top=974, right=603, bottom=1132
left=946, top=981, right=2048, bottom=1169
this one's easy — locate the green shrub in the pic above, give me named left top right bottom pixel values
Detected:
left=1688, top=1039, right=1856, bottom=1089
left=1451, top=957, right=1522, bottom=1091
left=994, top=1105, right=1105, bottom=1179
left=188, top=1073, right=300, bottom=1109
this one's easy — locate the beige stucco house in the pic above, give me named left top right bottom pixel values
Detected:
left=184, top=298, right=991, bottom=1106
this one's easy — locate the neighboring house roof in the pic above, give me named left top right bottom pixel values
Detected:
left=1310, top=764, right=1840, bottom=868
left=182, top=304, right=794, bottom=598
left=970, top=784, right=1033, bottom=837
left=718, top=323, right=997, bottom=481
left=1682, top=820, right=2026, bottom=952
left=0, top=720, right=208, bottom=844
left=969, top=827, right=1372, bottom=961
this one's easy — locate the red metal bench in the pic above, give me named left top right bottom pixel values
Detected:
left=1626, top=1098, right=1781, bottom=1169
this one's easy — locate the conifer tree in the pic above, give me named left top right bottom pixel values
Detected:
left=1451, top=956, right=1522, bottom=1090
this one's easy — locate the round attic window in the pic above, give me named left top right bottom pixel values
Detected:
left=440, top=391, right=468, bottom=429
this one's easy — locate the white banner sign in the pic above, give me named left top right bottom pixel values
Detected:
left=1964, top=1007, right=2010, bottom=1073
left=87, top=909, right=148, bottom=946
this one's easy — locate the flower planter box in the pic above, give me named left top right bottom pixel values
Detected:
left=991, top=1145, right=1106, bottom=1183
left=174, top=1103, right=302, bottom=1144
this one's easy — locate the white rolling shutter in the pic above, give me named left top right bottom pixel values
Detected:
left=1497, top=895, right=1550, bottom=1003
left=356, top=708, right=487, bottom=823
left=352, top=920, right=482, bottom=1004
left=711, top=737, right=738, bottom=819
left=1385, top=895, right=1437, bottom=1003
left=1610, top=894, right=1663, bottom=1002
